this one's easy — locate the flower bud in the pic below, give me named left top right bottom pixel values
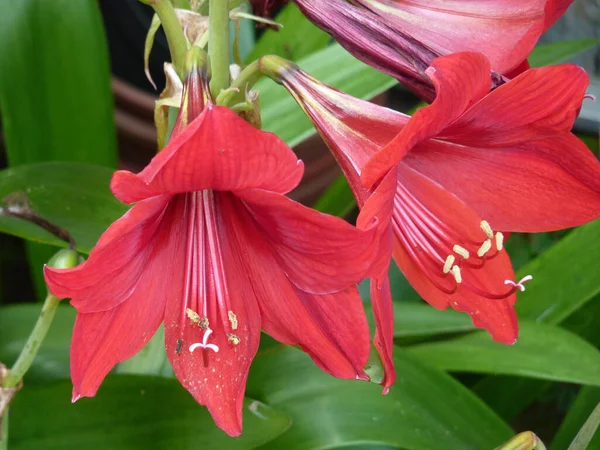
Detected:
left=46, top=248, right=81, bottom=270
left=496, top=432, right=544, bottom=450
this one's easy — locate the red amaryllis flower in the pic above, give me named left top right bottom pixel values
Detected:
left=293, top=0, right=573, bottom=100
left=43, top=77, right=382, bottom=436
left=261, top=52, right=600, bottom=389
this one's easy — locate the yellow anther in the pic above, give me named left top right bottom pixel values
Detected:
left=451, top=265, right=462, bottom=284
left=477, top=239, right=492, bottom=257
left=199, top=317, right=209, bottom=330
left=228, top=311, right=238, bottom=330
left=443, top=255, right=455, bottom=274
left=186, top=308, right=202, bottom=325
left=480, top=220, right=494, bottom=239
left=228, top=334, right=241, bottom=345
left=495, top=232, right=504, bottom=251
left=453, top=245, right=470, bottom=259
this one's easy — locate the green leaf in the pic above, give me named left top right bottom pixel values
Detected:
left=529, top=39, right=599, bottom=68
left=259, top=44, right=396, bottom=147
left=0, top=0, right=116, bottom=167
left=246, top=3, right=330, bottom=63
left=551, top=388, right=600, bottom=450
left=407, top=321, right=600, bottom=386
left=312, top=175, right=355, bottom=216
left=0, top=162, right=127, bottom=254
left=9, top=376, right=290, bottom=450
left=568, top=403, right=600, bottom=450
left=515, top=219, right=600, bottom=325
left=473, top=220, right=600, bottom=420
left=364, top=302, right=475, bottom=339
left=0, top=0, right=117, bottom=297
left=0, top=304, right=74, bottom=383
left=247, top=346, right=512, bottom=449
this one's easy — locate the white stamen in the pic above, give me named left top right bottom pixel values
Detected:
left=188, top=328, right=220, bottom=353
left=495, top=232, right=504, bottom=251
left=480, top=220, right=494, bottom=239
left=443, top=255, right=455, bottom=274
left=504, top=275, right=533, bottom=292
left=451, top=265, right=462, bottom=284
left=453, top=245, right=470, bottom=259
left=477, top=239, right=492, bottom=257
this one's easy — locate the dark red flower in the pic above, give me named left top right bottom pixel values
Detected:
left=293, top=0, right=574, bottom=100
left=44, top=74, right=381, bottom=436
left=262, top=52, right=600, bottom=389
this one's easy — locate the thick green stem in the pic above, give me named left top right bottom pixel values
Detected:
left=217, top=60, right=262, bottom=106
left=208, top=0, right=230, bottom=96
left=147, top=0, right=188, bottom=78
left=2, top=293, right=61, bottom=388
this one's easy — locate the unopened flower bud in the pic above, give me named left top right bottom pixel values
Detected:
left=496, top=431, right=544, bottom=450
left=46, top=248, right=81, bottom=270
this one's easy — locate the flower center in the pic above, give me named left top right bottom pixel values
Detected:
left=392, top=185, right=531, bottom=299
left=176, top=191, right=242, bottom=357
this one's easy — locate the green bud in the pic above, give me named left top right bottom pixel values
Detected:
left=495, top=432, right=546, bottom=450
left=46, top=248, right=81, bottom=270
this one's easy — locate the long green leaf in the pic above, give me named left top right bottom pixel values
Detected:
left=529, top=39, right=599, bottom=68
left=364, top=302, right=475, bottom=339
left=0, top=162, right=127, bottom=254
left=9, top=376, right=290, bottom=450
left=552, top=389, right=600, bottom=450
left=0, top=0, right=117, bottom=297
left=515, top=219, right=600, bottom=324
left=408, top=321, right=600, bottom=386
left=246, top=3, right=330, bottom=63
left=247, top=346, right=512, bottom=449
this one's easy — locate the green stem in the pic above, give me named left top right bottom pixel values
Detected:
left=0, top=407, right=7, bottom=450
left=172, top=0, right=188, bottom=8
left=148, top=0, right=188, bottom=78
left=2, top=293, right=61, bottom=388
left=208, top=0, right=230, bottom=96
left=217, top=60, right=262, bottom=106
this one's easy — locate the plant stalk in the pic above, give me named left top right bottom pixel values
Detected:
left=2, top=293, right=61, bottom=388
left=147, top=0, right=188, bottom=78
left=208, top=0, right=230, bottom=96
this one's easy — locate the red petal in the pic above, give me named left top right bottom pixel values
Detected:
left=164, top=193, right=262, bottom=437
left=358, top=0, right=546, bottom=74
left=68, top=198, right=187, bottom=399
left=544, top=0, right=573, bottom=31
left=391, top=164, right=518, bottom=344
left=237, top=188, right=379, bottom=294
left=404, top=134, right=600, bottom=232
left=44, top=195, right=173, bottom=312
left=370, top=276, right=396, bottom=394
left=362, top=52, right=491, bottom=189
left=442, top=65, right=589, bottom=147
left=222, top=193, right=370, bottom=379
left=278, top=67, right=407, bottom=202
left=111, top=105, right=304, bottom=204
left=358, top=168, right=397, bottom=277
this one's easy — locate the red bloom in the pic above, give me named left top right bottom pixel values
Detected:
left=293, top=0, right=573, bottom=100
left=263, top=52, right=600, bottom=387
left=44, top=78, right=381, bottom=436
